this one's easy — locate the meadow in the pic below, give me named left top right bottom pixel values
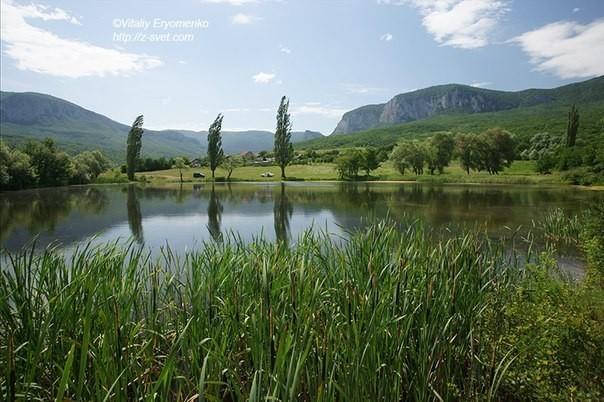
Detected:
left=122, top=160, right=572, bottom=186
left=1, top=208, right=603, bottom=401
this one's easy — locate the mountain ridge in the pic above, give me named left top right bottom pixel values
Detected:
left=0, top=91, right=323, bottom=161
left=332, top=76, right=604, bottom=135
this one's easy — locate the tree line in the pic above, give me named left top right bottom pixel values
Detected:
left=519, top=105, right=603, bottom=185
left=0, top=139, right=111, bottom=191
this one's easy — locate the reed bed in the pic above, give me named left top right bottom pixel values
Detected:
left=0, top=221, right=542, bottom=401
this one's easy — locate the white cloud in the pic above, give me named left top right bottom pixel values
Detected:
left=291, top=103, right=347, bottom=119
left=513, top=19, right=604, bottom=79
left=382, top=0, right=509, bottom=49
left=572, top=7, right=580, bottom=13
left=252, top=72, right=275, bottom=83
left=280, top=46, right=292, bottom=54
left=0, top=0, right=161, bottom=78
left=469, top=81, right=491, bottom=87
left=232, top=13, right=258, bottom=24
left=380, top=33, right=393, bottom=41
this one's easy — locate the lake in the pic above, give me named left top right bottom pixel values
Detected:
left=1, top=183, right=602, bottom=273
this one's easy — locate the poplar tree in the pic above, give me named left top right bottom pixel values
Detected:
left=126, top=115, right=144, bottom=181
left=207, top=114, right=224, bottom=178
left=274, top=96, right=294, bottom=179
left=566, top=104, right=579, bottom=147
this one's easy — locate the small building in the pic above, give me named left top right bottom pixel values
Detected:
left=240, top=151, right=255, bottom=160
left=190, top=158, right=203, bottom=168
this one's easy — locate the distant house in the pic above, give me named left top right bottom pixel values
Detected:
left=240, top=151, right=255, bottom=159
left=254, top=156, right=274, bottom=166
left=190, top=158, right=203, bottom=168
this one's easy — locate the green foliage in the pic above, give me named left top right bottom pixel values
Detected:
left=136, top=156, right=173, bottom=172
left=520, top=132, right=562, bottom=160
left=1, top=140, right=113, bottom=190
left=361, top=147, right=380, bottom=175
left=335, top=149, right=364, bottom=179
left=207, top=114, right=225, bottom=178
left=482, top=254, right=604, bottom=401
left=24, top=138, right=72, bottom=187
left=126, top=115, right=144, bottom=181
left=455, top=133, right=482, bottom=174
left=426, top=132, right=455, bottom=174
left=476, top=128, right=516, bottom=174
left=581, top=203, right=604, bottom=286
left=0, top=142, right=36, bottom=190
left=566, top=104, right=580, bottom=147
left=390, top=140, right=426, bottom=175
left=71, top=151, right=111, bottom=184
left=274, top=96, right=294, bottom=178
left=222, top=155, right=243, bottom=180
left=535, top=153, right=557, bottom=174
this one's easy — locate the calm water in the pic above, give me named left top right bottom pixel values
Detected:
left=1, top=183, right=602, bottom=271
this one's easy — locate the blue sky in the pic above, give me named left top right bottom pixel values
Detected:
left=1, top=0, right=603, bottom=134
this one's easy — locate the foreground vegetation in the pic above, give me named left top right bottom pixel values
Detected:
left=1, top=207, right=603, bottom=401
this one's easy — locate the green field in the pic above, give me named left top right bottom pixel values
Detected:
left=122, top=160, right=570, bottom=185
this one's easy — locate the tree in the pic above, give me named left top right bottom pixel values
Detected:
left=222, top=155, right=242, bottom=181
left=71, top=150, right=111, bottom=184
left=126, top=115, right=144, bottom=181
left=274, top=96, right=294, bottom=179
left=362, top=148, right=380, bottom=176
left=566, top=104, right=579, bottom=147
left=174, top=157, right=186, bottom=183
left=477, top=128, right=516, bottom=174
left=427, top=133, right=455, bottom=174
left=0, top=143, right=36, bottom=190
left=390, top=141, right=412, bottom=175
left=455, top=134, right=481, bottom=174
left=24, top=138, right=72, bottom=187
left=207, top=114, right=224, bottom=178
left=335, top=150, right=363, bottom=179
left=389, top=141, right=425, bottom=175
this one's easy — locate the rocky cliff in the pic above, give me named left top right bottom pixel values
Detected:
left=330, top=81, right=597, bottom=135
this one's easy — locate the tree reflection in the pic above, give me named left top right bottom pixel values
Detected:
left=207, top=184, right=223, bottom=242
left=0, top=187, right=108, bottom=243
left=274, top=183, right=293, bottom=244
left=126, top=185, right=144, bottom=244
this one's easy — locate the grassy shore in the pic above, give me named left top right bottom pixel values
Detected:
left=101, top=160, right=575, bottom=186
left=1, top=208, right=603, bottom=401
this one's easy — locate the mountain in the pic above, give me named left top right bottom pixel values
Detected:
left=332, top=76, right=604, bottom=135
left=0, top=91, right=323, bottom=161
left=176, top=129, right=323, bottom=154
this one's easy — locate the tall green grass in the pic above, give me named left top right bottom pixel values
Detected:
left=2, top=213, right=603, bottom=401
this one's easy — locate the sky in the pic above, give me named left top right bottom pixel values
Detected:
left=1, top=0, right=603, bottom=134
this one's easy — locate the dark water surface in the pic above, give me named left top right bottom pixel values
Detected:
left=1, top=183, right=602, bottom=271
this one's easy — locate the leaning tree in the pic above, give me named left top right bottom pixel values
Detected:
left=126, top=115, right=144, bottom=181
left=207, top=114, right=224, bottom=178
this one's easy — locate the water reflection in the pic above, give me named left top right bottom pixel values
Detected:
left=126, top=185, right=144, bottom=244
left=274, top=183, right=292, bottom=244
left=1, top=183, right=602, bottom=263
left=207, top=184, right=223, bottom=242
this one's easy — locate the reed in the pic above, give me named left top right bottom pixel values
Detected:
left=0, top=221, right=580, bottom=401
